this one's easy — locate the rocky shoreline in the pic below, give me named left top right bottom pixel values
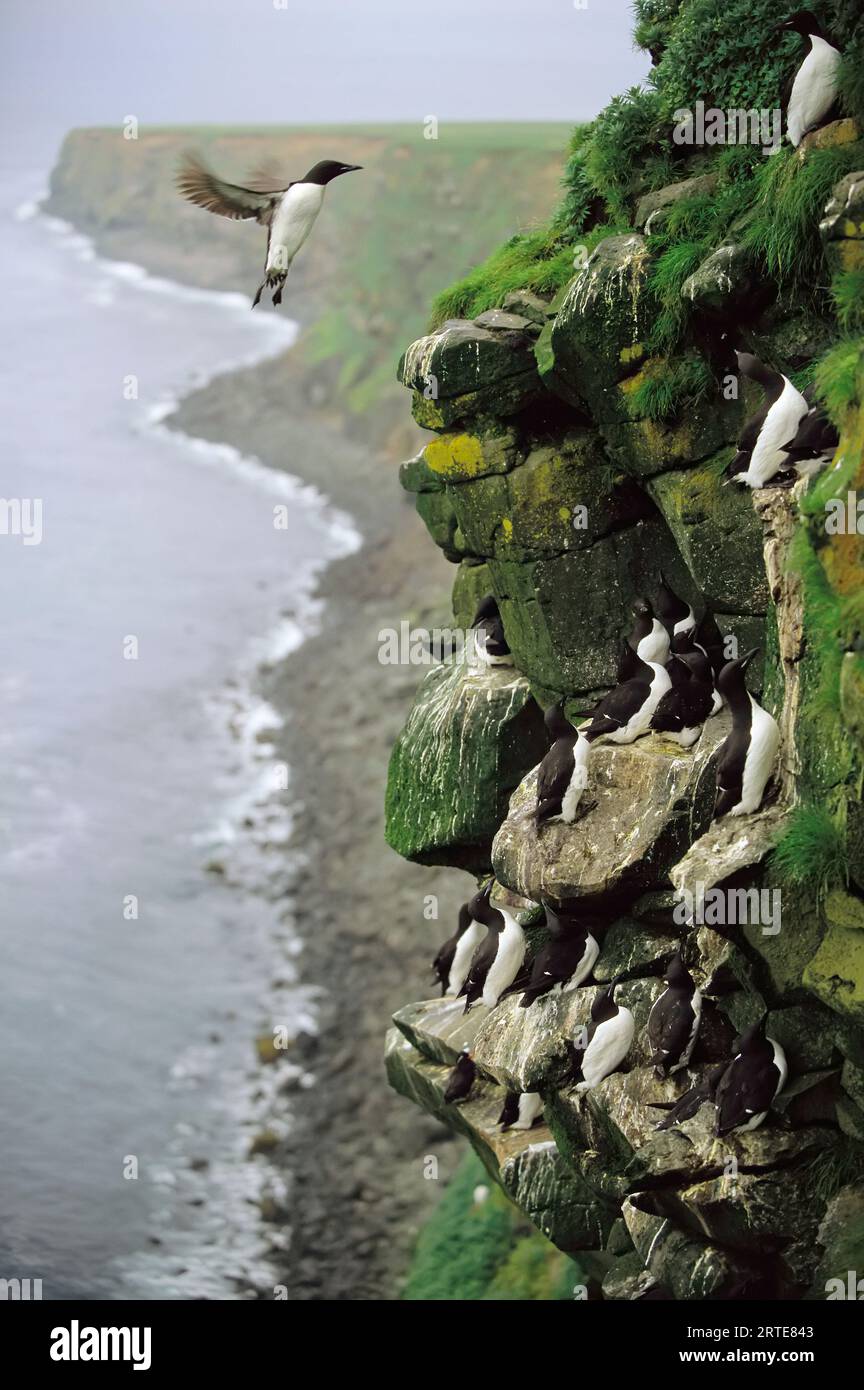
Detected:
left=170, top=351, right=475, bottom=1298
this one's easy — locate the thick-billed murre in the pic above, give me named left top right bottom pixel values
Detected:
left=725, top=351, right=809, bottom=489
left=775, top=10, right=842, bottom=148
left=519, top=902, right=600, bottom=1007
left=714, top=1015, right=787, bottom=1135
left=713, top=648, right=780, bottom=818
left=647, top=952, right=703, bottom=1078
left=176, top=154, right=361, bottom=307
left=535, top=701, right=595, bottom=828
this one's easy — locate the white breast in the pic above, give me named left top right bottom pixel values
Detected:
left=512, top=1092, right=544, bottom=1129
left=578, top=1008, right=635, bottom=1090
left=446, top=918, right=486, bottom=996
left=561, top=734, right=591, bottom=822
left=748, top=378, right=809, bottom=485
left=673, top=610, right=696, bottom=638
left=637, top=621, right=670, bottom=664
left=483, top=912, right=526, bottom=1008
left=787, top=38, right=841, bottom=147
left=733, top=696, right=780, bottom=815
left=267, top=183, right=325, bottom=271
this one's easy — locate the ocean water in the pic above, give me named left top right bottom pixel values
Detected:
left=0, top=160, right=358, bottom=1299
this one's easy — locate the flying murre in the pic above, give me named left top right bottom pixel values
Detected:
left=459, top=880, right=527, bottom=1012
left=535, top=701, right=595, bottom=829
left=647, top=952, right=703, bottom=1078
left=176, top=154, right=361, bottom=307
left=518, top=902, right=600, bottom=1007
left=432, top=895, right=486, bottom=997
left=715, top=1014, right=787, bottom=1135
left=725, top=350, right=809, bottom=489
left=775, top=10, right=842, bottom=149
left=713, top=648, right=780, bottom=818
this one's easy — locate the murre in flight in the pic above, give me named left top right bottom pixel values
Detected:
left=443, top=1045, right=477, bottom=1104
left=655, top=572, right=696, bottom=639
left=647, top=952, right=703, bottom=1078
left=176, top=154, right=361, bottom=307
left=725, top=351, right=809, bottom=489
left=715, top=1015, right=787, bottom=1135
left=713, top=648, right=780, bottom=818
left=459, top=881, right=527, bottom=1013
left=472, top=594, right=513, bottom=667
left=518, top=902, right=600, bottom=1007
left=498, top=1090, right=544, bottom=1131
left=432, top=895, right=486, bottom=997
left=775, top=10, right=842, bottom=149
left=571, top=982, right=635, bottom=1093
left=650, top=655, right=712, bottom=747
left=627, top=598, right=670, bottom=665
left=535, top=701, right=595, bottom=829
left=650, top=1062, right=727, bottom=1130
left=778, top=382, right=839, bottom=479
left=575, top=642, right=672, bottom=745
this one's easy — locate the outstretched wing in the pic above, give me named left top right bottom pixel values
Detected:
left=176, top=153, right=283, bottom=223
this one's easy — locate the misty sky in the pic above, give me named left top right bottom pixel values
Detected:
left=2, top=0, right=648, bottom=162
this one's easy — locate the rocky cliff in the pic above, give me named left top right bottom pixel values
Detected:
left=386, top=0, right=864, bottom=1299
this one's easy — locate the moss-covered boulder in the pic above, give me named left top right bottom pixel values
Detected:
left=647, top=458, right=770, bottom=614
left=384, top=658, right=546, bottom=871
left=820, top=169, right=864, bottom=275
left=544, top=235, right=652, bottom=419
left=398, top=319, right=543, bottom=430
left=492, top=720, right=727, bottom=902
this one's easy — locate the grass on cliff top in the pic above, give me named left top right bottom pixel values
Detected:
left=427, top=1, right=863, bottom=351
left=403, top=1149, right=584, bottom=1301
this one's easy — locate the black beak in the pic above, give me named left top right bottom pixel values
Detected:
left=739, top=647, right=760, bottom=670
left=342, top=164, right=362, bottom=173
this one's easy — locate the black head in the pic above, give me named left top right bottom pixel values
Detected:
left=664, top=951, right=692, bottom=989
left=632, top=597, right=652, bottom=620
left=591, top=982, right=618, bottom=1024
left=544, top=699, right=575, bottom=741
left=716, top=646, right=759, bottom=699
left=301, top=160, right=362, bottom=185
left=734, top=349, right=775, bottom=388
left=656, top=572, right=689, bottom=619
left=737, top=1013, right=768, bottom=1053
left=472, top=593, right=500, bottom=626
left=774, top=10, right=824, bottom=38
left=469, top=878, right=501, bottom=928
